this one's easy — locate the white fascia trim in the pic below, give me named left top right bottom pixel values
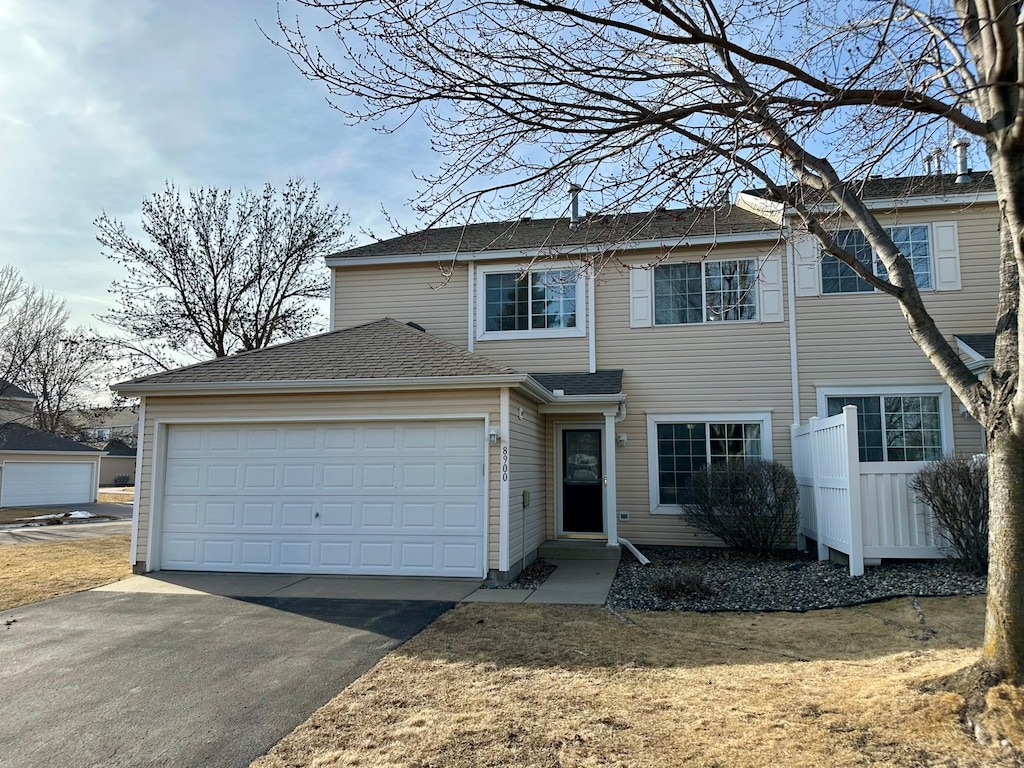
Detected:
left=327, top=230, right=784, bottom=268
left=328, top=269, right=336, bottom=332
left=646, top=411, right=774, bottom=516
left=115, top=373, right=534, bottom=397
left=151, top=413, right=492, bottom=425
left=953, top=336, right=989, bottom=365
left=815, top=384, right=954, bottom=455
left=790, top=191, right=998, bottom=216
left=538, top=394, right=626, bottom=415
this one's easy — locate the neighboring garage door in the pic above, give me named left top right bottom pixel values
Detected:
left=159, top=421, right=486, bottom=577
left=1, top=462, right=96, bottom=506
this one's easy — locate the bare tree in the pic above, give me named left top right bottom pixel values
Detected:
left=277, top=0, right=1024, bottom=692
left=96, top=179, right=354, bottom=375
left=0, top=265, right=69, bottom=396
left=24, top=329, right=108, bottom=436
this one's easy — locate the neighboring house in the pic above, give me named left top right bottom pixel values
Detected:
left=74, top=406, right=140, bottom=445
left=0, top=380, right=35, bottom=426
left=99, top=439, right=137, bottom=487
left=0, top=422, right=103, bottom=507
left=115, top=172, right=997, bottom=580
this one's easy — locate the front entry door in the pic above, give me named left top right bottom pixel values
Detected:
left=562, top=429, right=604, bottom=534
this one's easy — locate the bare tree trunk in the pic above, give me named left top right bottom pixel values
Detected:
left=984, top=427, right=1024, bottom=684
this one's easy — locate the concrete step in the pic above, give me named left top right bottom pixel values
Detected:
left=537, top=539, right=621, bottom=561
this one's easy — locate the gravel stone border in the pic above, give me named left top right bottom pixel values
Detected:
left=479, top=557, right=557, bottom=590
left=608, top=546, right=987, bottom=613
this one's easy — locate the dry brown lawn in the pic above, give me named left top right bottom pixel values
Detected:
left=254, top=596, right=1024, bottom=768
left=97, top=488, right=134, bottom=503
left=0, top=535, right=131, bottom=611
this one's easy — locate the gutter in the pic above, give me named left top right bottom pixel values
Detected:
left=328, top=230, right=784, bottom=268
left=115, top=372, right=558, bottom=402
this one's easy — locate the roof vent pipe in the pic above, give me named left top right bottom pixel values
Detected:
left=923, top=154, right=934, bottom=176
left=932, top=147, right=944, bottom=176
left=954, top=138, right=971, bottom=184
left=568, top=183, right=582, bottom=230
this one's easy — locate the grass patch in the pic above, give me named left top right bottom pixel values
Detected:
left=0, top=535, right=131, bottom=611
left=253, top=596, right=1023, bottom=768
left=97, top=489, right=134, bottom=503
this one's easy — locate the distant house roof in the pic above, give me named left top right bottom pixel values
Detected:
left=745, top=172, right=995, bottom=206
left=955, top=333, right=996, bottom=360
left=0, top=380, right=35, bottom=401
left=530, top=370, right=624, bottom=396
left=115, top=318, right=520, bottom=390
left=0, top=422, right=101, bottom=453
left=333, top=206, right=777, bottom=260
left=102, top=438, right=137, bottom=457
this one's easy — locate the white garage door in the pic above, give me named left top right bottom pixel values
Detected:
left=1, top=461, right=96, bottom=506
left=159, top=421, right=486, bottom=577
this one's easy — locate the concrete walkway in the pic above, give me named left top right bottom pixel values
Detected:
left=96, top=558, right=618, bottom=605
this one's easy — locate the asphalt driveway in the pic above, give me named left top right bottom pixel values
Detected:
left=0, top=590, right=452, bottom=768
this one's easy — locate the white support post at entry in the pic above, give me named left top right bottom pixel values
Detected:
left=603, top=410, right=618, bottom=546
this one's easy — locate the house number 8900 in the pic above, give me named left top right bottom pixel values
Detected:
left=501, top=446, right=509, bottom=481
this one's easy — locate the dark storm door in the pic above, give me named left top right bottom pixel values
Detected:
left=561, top=429, right=604, bottom=534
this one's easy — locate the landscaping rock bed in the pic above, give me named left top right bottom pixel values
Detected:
left=480, top=557, right=557, bottom=590
left=608, top=546, right=987, bottom=613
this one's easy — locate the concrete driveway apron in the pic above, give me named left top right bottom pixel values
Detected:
left=0, top=588, right=452, bottom=768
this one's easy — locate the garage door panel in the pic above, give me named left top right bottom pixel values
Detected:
left=160, top=421, right=486, bottom=576
left=1, top=462, right=96, bottom=506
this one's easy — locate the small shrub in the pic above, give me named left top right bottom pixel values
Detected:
left=684, top=459, right=799, bottom=555
left=911, top=454, right=988, bottom=574
left=113, top=475, right=130, bottom=486
left=652, top=568, right=715, bottom=600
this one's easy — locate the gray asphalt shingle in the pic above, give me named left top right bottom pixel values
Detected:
left=116, top=318, right=519, bottom=388
left=0, top=422, right=101, bottom=453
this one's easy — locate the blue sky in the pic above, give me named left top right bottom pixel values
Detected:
left=0, top=0, right=433, bottom=329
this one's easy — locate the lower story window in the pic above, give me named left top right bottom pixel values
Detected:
left=826, top=394, right=943, bottom=462
left=653, top=419, right=765, bottom=506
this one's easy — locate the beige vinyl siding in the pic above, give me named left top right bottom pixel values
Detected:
left=795, top=204, right=997, bottom=457
left=508, top=390, right=547, bottom=566
left=99, top=456, right=136, bottom=486
left=596, top=245, right=795, bottom=547
left=332, top=263, right=469, bottom=346
left=135, top=389, right=501, bottom=568
left=474, top=337, right=589, bottom=372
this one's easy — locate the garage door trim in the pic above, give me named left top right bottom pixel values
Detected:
left=147, top=414, right=492, bottom=576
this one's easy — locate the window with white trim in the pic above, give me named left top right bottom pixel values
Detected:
left=821, top=226, right=932, bottom=294
left=826, top=394, right=943, bottom=462
left=478, top=266, right=584, bottom=338
left=654, top=258, right=758, bottom=324
left=647, top=413, right=772, bottom=512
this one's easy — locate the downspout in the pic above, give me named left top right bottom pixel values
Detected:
left=786, top=230, right=801, bottom=425
left=588, top=267, right=596, bottom=373
left=467, top=262, right=475, bottom=352
left=328, top=269, right=336, bottom=331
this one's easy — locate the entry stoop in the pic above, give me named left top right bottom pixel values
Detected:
left=537, top=540, right=621, bottom=561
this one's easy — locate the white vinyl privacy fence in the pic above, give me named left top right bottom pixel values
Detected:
left=791, top=405, right=944, bottom=575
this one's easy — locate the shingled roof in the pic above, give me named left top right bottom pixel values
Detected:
left=335, top=206, right=777, bottom=260
left=0, top=379, right=35, bottom=400
left=530, top=370, right=624, bottom=396
left=0, top=422, right=101, bottom=453
left=115, top=318, right=520, bottom=390
left=745, top=172, right=995, bottom=205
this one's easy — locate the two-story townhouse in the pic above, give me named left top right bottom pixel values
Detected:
left=115, top=173, right=997, bottom=582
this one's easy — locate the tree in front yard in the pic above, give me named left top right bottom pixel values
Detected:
left=277, top=0, right=1024, bottom=699
left=96, top=179, right=354, bottom=376
left=0, top=265, right=67, bottom=394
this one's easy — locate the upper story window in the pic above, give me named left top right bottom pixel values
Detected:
left=819, top=386, right=951, bottom=463
left=821, top=226, right=932, bottom=294
left=654, top=258, right=758, bottom=325
left=478, top=264, right=586, bottom=339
